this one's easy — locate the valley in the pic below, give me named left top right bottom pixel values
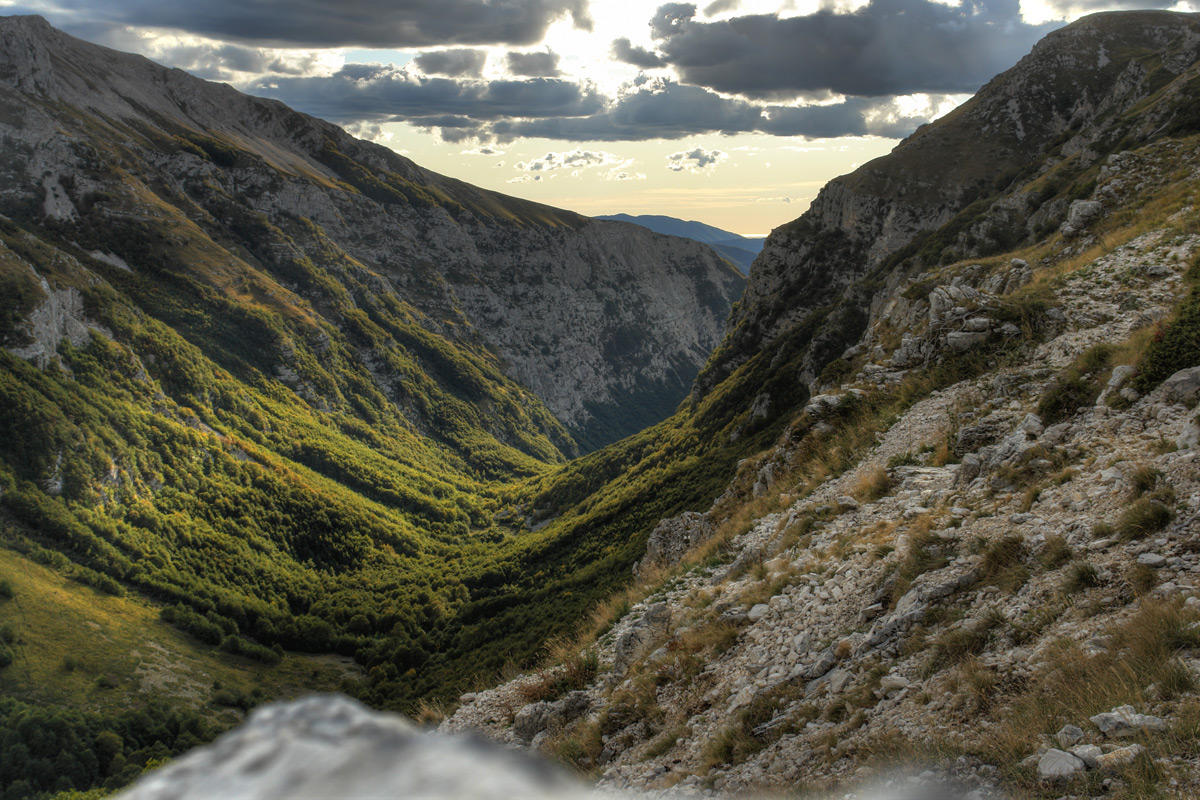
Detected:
left=1, top=7, right=1200, bottom=800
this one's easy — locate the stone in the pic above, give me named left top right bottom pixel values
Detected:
left=879, top=675, right=910, bottom=692
left=1066, top=199, right=1104, bottom=230
left=1162, top=367, right=1200, bottom=406
left=946, top=330, right=990, bottom=353
left=1037, top=748, right=1086, bottom=782
left=836, top=495, right=860, bottom=510
left=1095, top=743, right=1144, bottom=770
left=827, top=669, right=854, bottom=694
left=634, top=512, right=715, bottom=577
left=1177, top=414, right=1200, bottom=451
left=804, top=393, right=844, bottom=417
left=747, top=603, right=770, bottom=622
left=115, top=695, right=594, bottom=800
left=1018, top=413, right=1045, bottom=436
left=613, top=603, right=672, bottom=674
left=1055, top=724, right=1085, bottom=749
left=1090, top=705, right=1167, bottom=737
left=1069, top=744, right=1102, bottom=768
left=1137, top=552, right=1168, bottom=569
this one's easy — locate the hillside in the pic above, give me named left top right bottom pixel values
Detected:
left=434, top=10, right=1200, bottom=799
left=594, top=214, right=764, bottom=274
left=0, top=15, right=745, bottom=795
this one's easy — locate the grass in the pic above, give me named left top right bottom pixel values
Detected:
left=1061, top=560, right=1102, bottom=594
left=978, top=535, right=1030, bottom=593
left=1117, top=497, right=1175, bottom=540
left=0, top=547, right=355, bottom=719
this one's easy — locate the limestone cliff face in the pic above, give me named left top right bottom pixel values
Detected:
left=704, top=10, right=1200, bottom=399
left=0, top=15, right=743, bottom=450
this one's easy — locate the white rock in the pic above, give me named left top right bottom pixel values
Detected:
left=747, top=604, right=770, bottom=622
left=1037, top=749, right=1086, bottom=782
left=1069, top=744, right=1102, bottom=768
left=1137, top=552, right=1168, bottom=569
left=1055, top=724, right=1084, bottom=749
left=1090, top=705, right=1167, bottom=737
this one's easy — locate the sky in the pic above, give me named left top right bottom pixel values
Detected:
left=3, top=0, right=1196, bottom=234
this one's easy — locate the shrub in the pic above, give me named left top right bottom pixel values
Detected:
left=1061, top=561, right=1101, bottom=594
left=1117, top=498, right=1174, bottom=540
left=1131, top=271, right=1200, bottom=392
left=1041, top=535, right=1074, bottom=570
left=979, top=536, right=1029, bottom=593
left=0, top=578, right=12, bottom=599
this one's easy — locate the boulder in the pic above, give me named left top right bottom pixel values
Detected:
left=1179, top=413, right=1200, bottom=451
left=1162, top=367, right=1200, bottom=406
left=945, top=330, right=990, bottom=353
left=1055, top=724, right=1084, bottom=749
left=613, top=603, right=672, bottom=674
left=114, top=695, right=593, bottom=800
left=1137, top=552, right=1168, bottom=569
left=1095, top=743, right=1144, bottom=770
left=634, top=511, right=716, bottom=577
left=1038, top=749, right=1086, bottom=782
left=1090, top=705, right=1167, bottom=737
left=513, top=692, right=590, bottom=744
left=1067, top=199, right=1104, bottom=230
left=1069, top=744, right=1102, bottom=768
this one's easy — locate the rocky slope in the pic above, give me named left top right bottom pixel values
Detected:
left=700, top=10, right=1200, bottom=399
left=439, top=12, right=1200, bottom=799
left=0, top=14, right=743, bottom=451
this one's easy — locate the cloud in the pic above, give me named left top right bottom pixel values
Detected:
left=413, top=49, right=487, bottom=77
left=607, top=170, right=646, bottom=181
left=702, top=0, right=740, bottom=15
left=32, top=0, right=593, bottom=47
left=248, top=65, right=604, bottom=124
left=515, top=149, right=627, bottom=174
left=755, top=196, right=793, bottom=203
left=461, top=146, right=506, bottom=155
left=610, top=37, right=666, bottom=68
left=666, top=147, right=726, bottom=172
left=637, top=0, right=1063, bottom=99
left=506, top=50, right=561, bottom=77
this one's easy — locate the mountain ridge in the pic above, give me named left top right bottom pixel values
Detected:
left=593, top=214, right=763, bottom=274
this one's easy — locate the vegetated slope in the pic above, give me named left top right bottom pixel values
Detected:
left=0, top=12, right=744, bottom=782
left=595, top=213, right=763, bottom=274
left=441, top=16, right=1200, bottom=799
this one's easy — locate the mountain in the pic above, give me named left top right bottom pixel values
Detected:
left=5, top=8, right=1200, bottom=800
left=430, top=9, right=1200, bottom=799
left=0, top=14, right=743, bottom=787
left=594, top=214, right=763, bottom=274
left=0, top=15, right=744, bottom=454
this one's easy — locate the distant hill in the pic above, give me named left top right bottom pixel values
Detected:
left=595, top=213, right=763, bottom=273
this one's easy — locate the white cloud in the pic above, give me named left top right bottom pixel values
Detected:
left=666, top=147, right=726, bottom=172
left=513, top=148, right=634, bottom=178
left=461, top=146, right=506, bottom=155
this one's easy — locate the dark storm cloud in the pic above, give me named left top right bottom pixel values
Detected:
left=249, top=65, right=604, bottom=124
left=413, top=49, right=487, bottom=77
left=640, top=0, right=1062, bottom=99
left=472, top=78, right=931, bottom=142
left=610, top=37, right=666, bottom=69
left=36, top=0, right=593, bottom=47
left=506, top=50, right=562, bottom=77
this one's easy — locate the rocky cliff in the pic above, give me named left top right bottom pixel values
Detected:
left=439, top=12, right=1200, bottom=799
left=701, top=10, right=1200, bottom=400
left=0, top=14, right=743, bottom=451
